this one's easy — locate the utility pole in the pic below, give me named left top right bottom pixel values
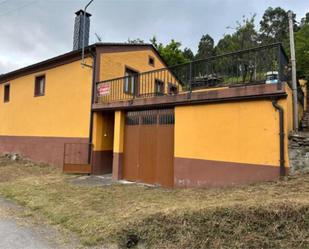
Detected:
left=288, top=11, right=299, bottom=131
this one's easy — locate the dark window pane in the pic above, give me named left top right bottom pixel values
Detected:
left=168, top=83, right=178, bottom=95
left=4, top=84, right=10, bottom=102
left=155, top=79, right=164, bottom=96
left=124, top=68, right=139, bottom=95
left=149, top=56, right=155, bottom=66
left=35, top=75, right=45, bottom=96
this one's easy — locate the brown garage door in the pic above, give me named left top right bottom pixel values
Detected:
left=123, top=109, right=174, bottom=187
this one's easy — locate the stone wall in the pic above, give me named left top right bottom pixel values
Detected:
left=289, top=132, right=309, bottom=174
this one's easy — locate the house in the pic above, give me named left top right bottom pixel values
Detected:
left=0, top=10, right=305, bottom=187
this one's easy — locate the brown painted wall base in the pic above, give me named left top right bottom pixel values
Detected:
left=112, top=152, right=123, bottom=180
left=0, top=135, right=88, bottom=168
left=174, top=157, right=283, bottom=187
left=92, top=150, right=113, bottom=175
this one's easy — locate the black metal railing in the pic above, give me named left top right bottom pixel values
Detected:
left=95, top=43, right=289, bottom=104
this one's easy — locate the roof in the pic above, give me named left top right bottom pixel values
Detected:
left=0, top=43, right=166, bottom=83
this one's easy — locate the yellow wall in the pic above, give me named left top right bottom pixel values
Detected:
left=97, top=48, right=181, bottom=103
left=298, top=79, right=307, bottom=121
left=113, top=111, right=125, bottom=153
left=92, top=112, right=114, bottom=151
left=175, top=98, right=290, bottom=167
left=99, top=49, right=165, bottom=81
left=299, top=79, right=307, bottom=111
left=285, top=81, right=306, bottom=132
left=0, top=58, right=93, bottom=138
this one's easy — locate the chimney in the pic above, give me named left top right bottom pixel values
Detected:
left=73, top=10, right=91, bottom=50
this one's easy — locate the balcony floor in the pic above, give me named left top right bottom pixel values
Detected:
left=92, top=83, right=287, bottom=111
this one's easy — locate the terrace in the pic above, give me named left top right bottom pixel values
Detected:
left=93, top=43, right=304, bottom=110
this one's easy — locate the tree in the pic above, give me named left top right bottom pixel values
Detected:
left=150, top=36, right=188, bottom=66
left=214, top=15, right=258, bottom=83
left=259, top=7, right=297, bottom=46
left=235, top=14, right=259, bottom=49
left=295, top=23, right=309, bottom=79
left=183, top=47, right=194, bottom=61
left=195, top=34, right=215, bottom=59
left=215, top=34, right=238, bottom=54
left=216, top=14, right=258, bottom=54
left=149, top=36, right=159, bottom=48
left=300, top=12, right=309, bottom=26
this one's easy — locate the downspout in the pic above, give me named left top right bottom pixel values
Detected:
left=87, top=47, right=97, bottom=166
left=272, top=99, right=286, bottom=176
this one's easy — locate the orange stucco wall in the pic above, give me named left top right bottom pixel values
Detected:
left=0, top=58, right=93, bottom=138
left=97, top=48, right=181, bottom=103
left=299, top=79, right=307, bottom=111
left=285, top=80, right=306, bottom=131
left=92, top=112, right=114, bottom=152
left=99, top=48, right=166, bottom=81
left=113, top=110, right=125, bottom=154
left=175, top=96, right=290, bottom=168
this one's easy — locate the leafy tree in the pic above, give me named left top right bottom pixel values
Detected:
left=150, top=36, right=188, bottom=66
left=259, top=7, right=297, bottom=46
left=236, top=14, right=259, bottom=49
left=195, top=34, right=215, bottom=59
left=215, top=34, right=238, bottom=54
left=149, top=36, right=159, bottom=48
left=295, top=23, right=309, bottom=79
left=215, top=15, right=258, bottom=83
left=183, top=47, right=194, bottom=61
left=216, top=14, right=258, bottom=54
left=300, top=12, right=309, bottom=26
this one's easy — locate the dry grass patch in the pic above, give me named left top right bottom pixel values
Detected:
left=0, top=156, right=308, bottom=248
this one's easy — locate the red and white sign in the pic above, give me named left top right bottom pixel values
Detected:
left=98, top=83, right=110, bottom=96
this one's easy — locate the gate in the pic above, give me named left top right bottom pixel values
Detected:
left=123, top=109, right=174, bottom=187
left=63, top=143, right=92, bottom=174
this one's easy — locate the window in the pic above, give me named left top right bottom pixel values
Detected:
left=34, top=75, right=45, bottom=96
left=4, top=84, right=10, bottom=102
left=168, top=83, right=178, bottom=95
left=148, top=56, right=155, bottom=67
left=154, top=79, right=164, bottom=96
left=124, top=68, right=139, bottom=95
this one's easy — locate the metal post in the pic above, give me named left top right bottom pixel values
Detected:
left=277, top=45, right=282, bottom=90
left=288, top=11, right=299, bottom=131
left=81, top=0, right=94, bottom=67
left=189, top=62, right=192, bottom=98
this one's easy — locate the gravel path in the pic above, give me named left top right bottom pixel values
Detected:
left=0, top=197, right=76, bottom=249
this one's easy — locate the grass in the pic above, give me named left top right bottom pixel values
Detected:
left=0, top=156, right=309, bottom=248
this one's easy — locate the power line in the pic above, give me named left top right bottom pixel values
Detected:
left=0, top=1, right=37, bottom=18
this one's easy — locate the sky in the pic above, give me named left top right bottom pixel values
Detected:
left=0, top=0, right=308, bottom=74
